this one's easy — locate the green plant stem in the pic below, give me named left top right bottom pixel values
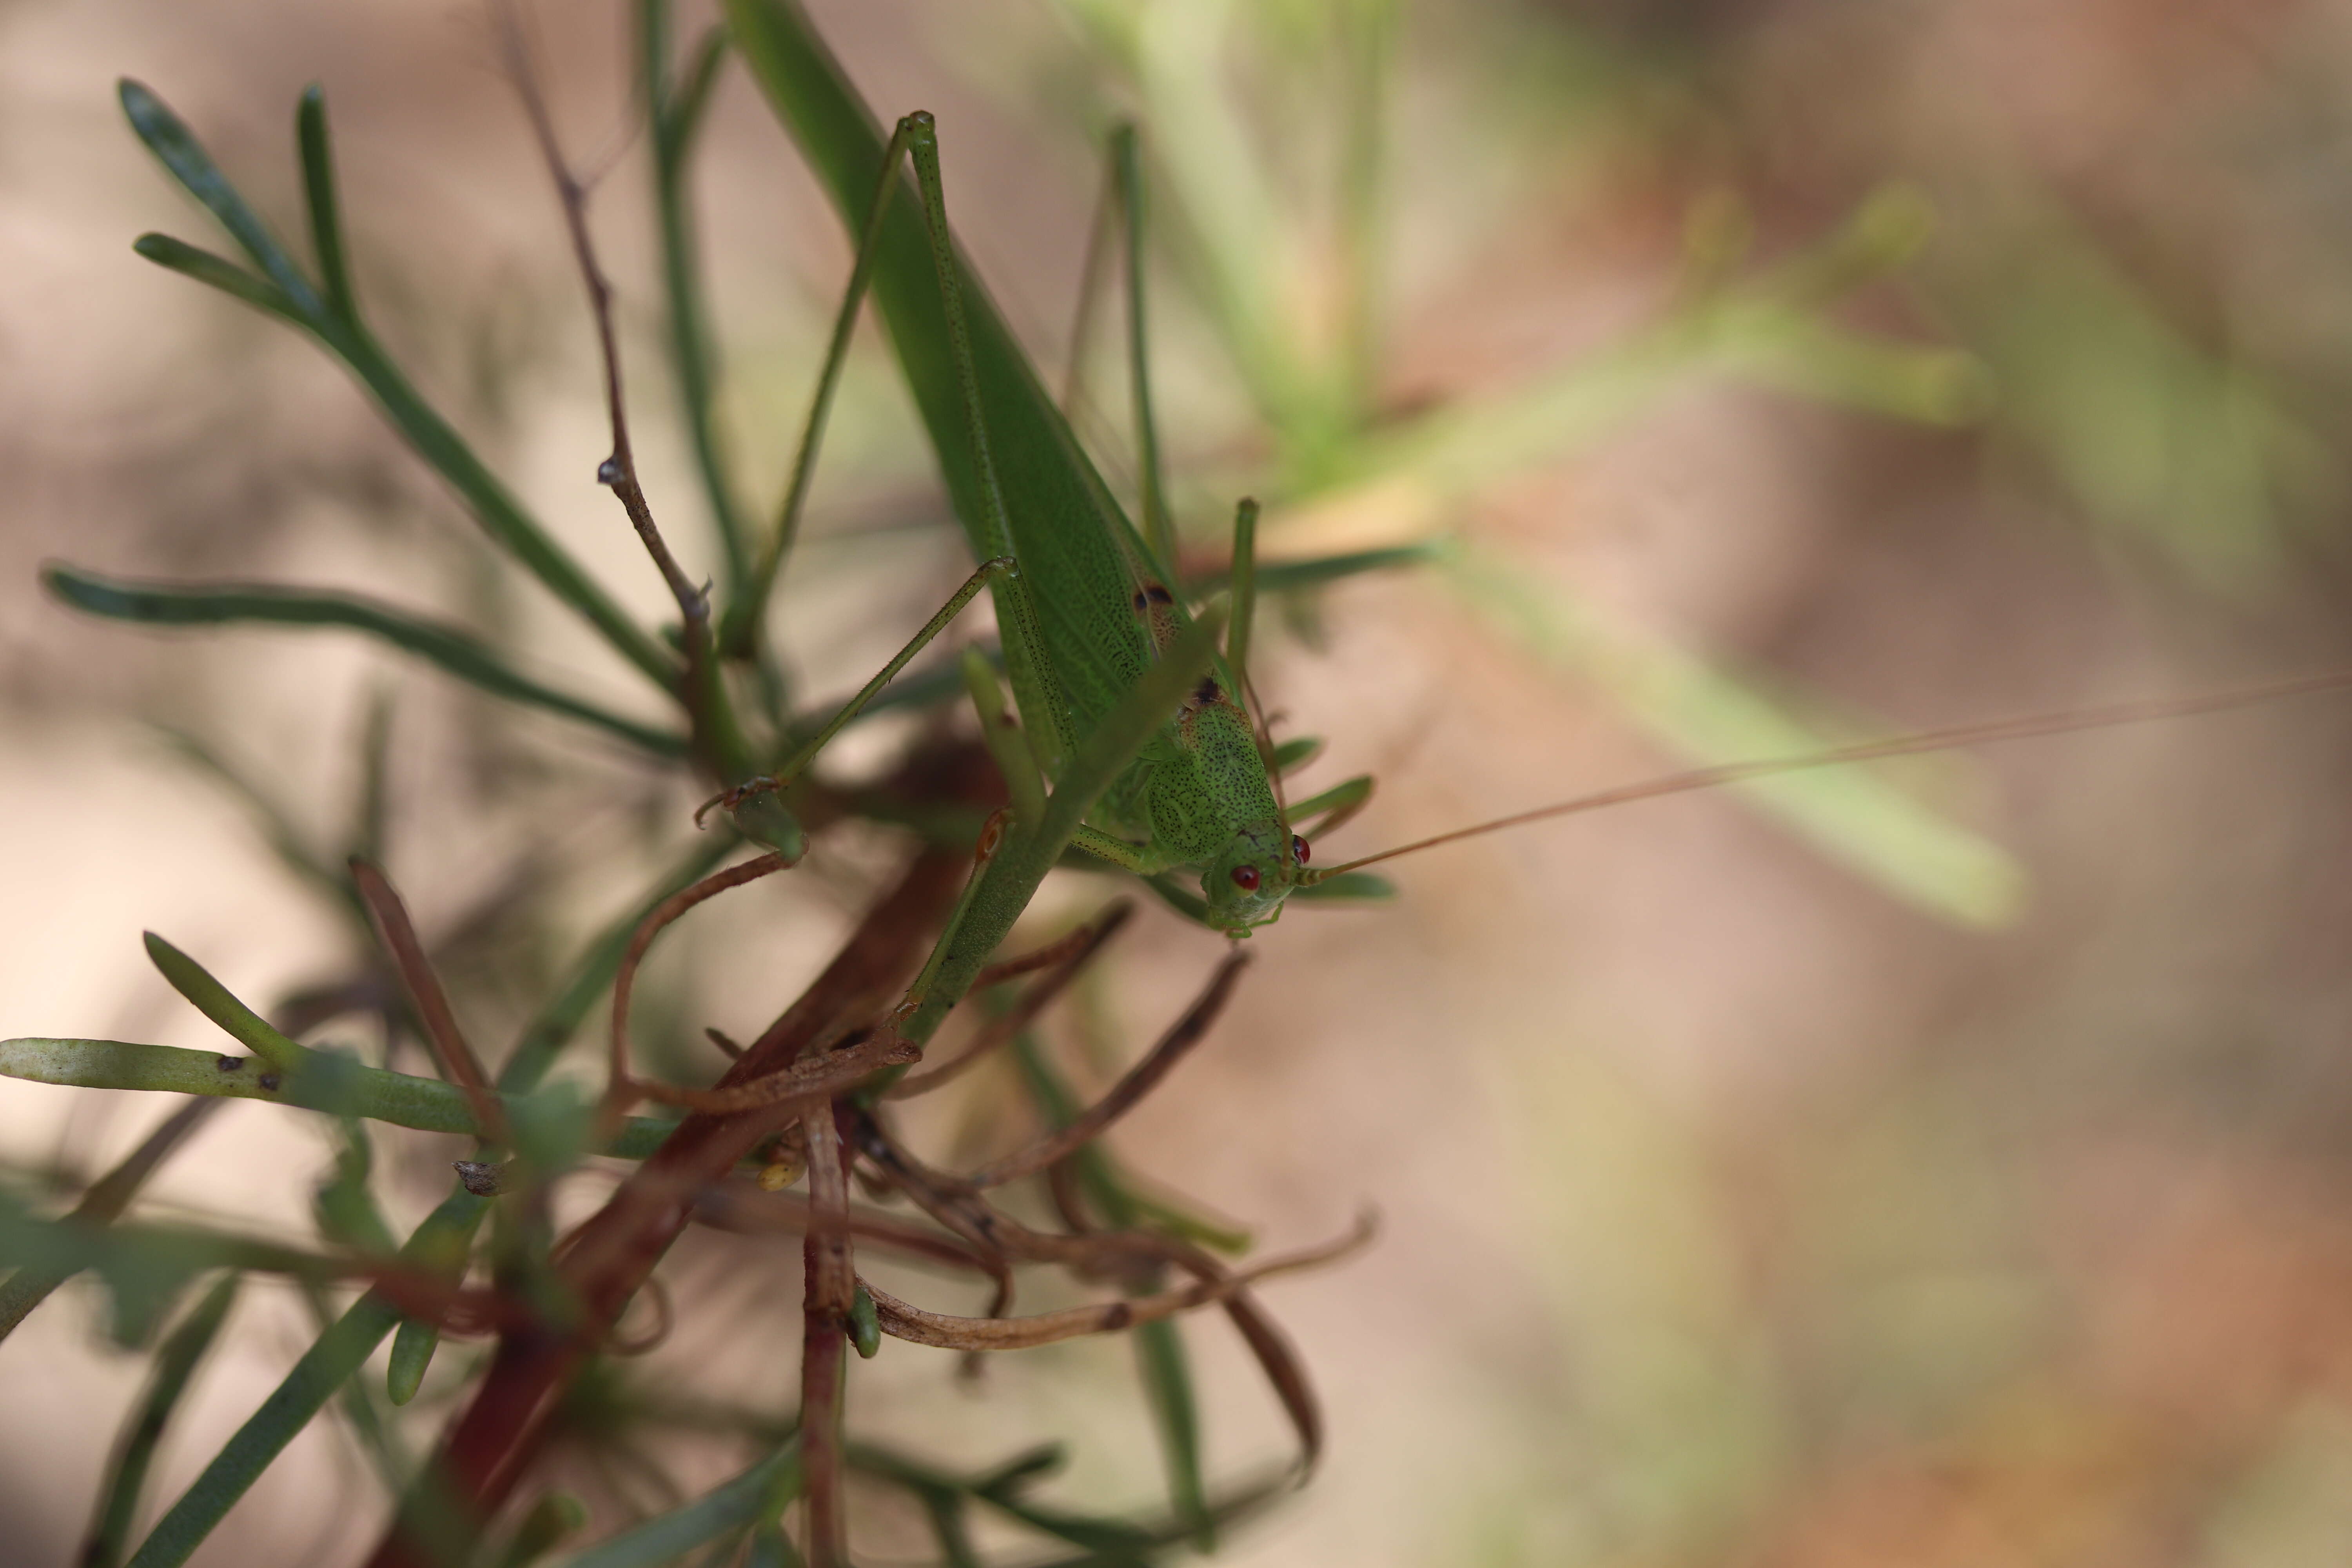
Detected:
left=0, top=1038, right=686, bottom=1161
left=120, top=80, right=678, bottom=691
left=48, top=566, right=688, bottom=758
left=642, top=2, right=750, bottom=591
left=81, top=1272, right=243, bottom=1568
left=0, top=1098, right=218, bottom=1343
left=123, top=1192, right=486, bottom=1568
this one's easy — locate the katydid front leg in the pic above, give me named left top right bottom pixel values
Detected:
left=701, top=554, right=1014, bottom=855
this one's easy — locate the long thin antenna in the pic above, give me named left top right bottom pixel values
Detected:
left=1304, top=667, right=2352, bottom=881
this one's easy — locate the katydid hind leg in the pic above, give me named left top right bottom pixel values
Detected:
left=904, top=111, right=1075, bottom=777
left=725, top=117, right=919, bottom=659
left=1061, top=125, right=1120, bottom=417
left=1113, top=123, right=1176, bottom=575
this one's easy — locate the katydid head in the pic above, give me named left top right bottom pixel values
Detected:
left=1201, top=823, right=1309, bottom=935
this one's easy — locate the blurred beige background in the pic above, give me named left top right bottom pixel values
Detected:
left=9, top=0, right=2352, bottom=1564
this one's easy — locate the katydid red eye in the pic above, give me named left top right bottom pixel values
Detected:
left=1230, top=866, right=1261, bottom=892
left=1292, top=835, right=1310, bottom=865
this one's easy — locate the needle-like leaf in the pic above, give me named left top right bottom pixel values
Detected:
left=48, top=566, right=687, bottom=758
left=80, top=1272, right=243, bottom=1568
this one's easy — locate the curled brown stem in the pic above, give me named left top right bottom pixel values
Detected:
left=350, top=857, right=507, bottom=1145
left=864, top=1213, right=1374, bottom=1353
left=625, top=1026, right=918, bottom=1117
left=601, top=851, right=790, bottom=1132
left=851, top=1109, right=1336, bottom=1467
left=607, top=1276, right=673, bottom=1356
left=963, top=950, right=1248, bottom=1189
left=885, top=902, right=1135, bottom=1101
left=691, top=1178, right=997, bottom=1277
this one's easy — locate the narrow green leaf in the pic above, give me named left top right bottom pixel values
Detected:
left=157, top=728, right=352, bottom=915
left=142, top=934, right=310, bottom=1073
left=742, top=1524, right=804, bottom=1568
left=129, top=233, right=303, bottom=325
left=123, top=1191, right=485, bottom=1568
left=1133, top=1321, right=1211, bottom=1550
left=0, top=1037, right=688, bottom=1162
left=312, top=1120, right=396, bottom=1254
left=120, top=82, right=677, bottom=689
left=47, top=565, right=688, bottom=758
left=119, top=79, right=323, bottom=312
left=551, top=1446, right=800, bottom=1568
left=1185, top=543, right=1440, bottom=599
left=352, top=685, right=396, bottom=869
left=82, top=1272, right=243, bottom=1568
left=671, top=27, right=730, bottom=152
left=295, top=85, right=354, bottom=321
left=493, top=1493, right=590, bottom=1568
left=1290, top=870, right=1393, bottom=902
left=645, top=0, right=751, bottom=590
left=0, top=1098, right=217, bottom=1343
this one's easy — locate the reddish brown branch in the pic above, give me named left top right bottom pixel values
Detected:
left=350, top=857, right=506, bottom=1145
left=963, top=951, right=1247, bottom=1189
left=849, top=1109, right=1335, bottom=1468
left=365, top=850, right=962, bottom=1568
left=690, top=1178, right=994, bottom=1276
left=801, top=1100, right=854, bottom=1567
left=885, top=901, right=1134, bottom=1101
left=864, top=1214, right=1372, bottom=1351
left=601, top=851, right=790, bottom=1133
left=492, top=0, right=701, bottom=626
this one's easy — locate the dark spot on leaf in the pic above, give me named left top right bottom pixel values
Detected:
left=454, top=1160, right=505, bottom=1197
left=258, top=1072, right=281, bottom=1093
left=215, top=1055, right=243, bottom=1073
left=1192, top=675, right=1220, bottom=705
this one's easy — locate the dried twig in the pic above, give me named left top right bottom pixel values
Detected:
left=963, top=951, right=1247, bottom=1188
left=492, top=0, right=701, bottom=624
left=851, top=1109, right=1336, bottom=1467
left=367, top=851, right=962, bottom=1568
left=601, top=851, right=790, bottom=1131
left=690, top=1178, right=995, bottom=1276
left=801, top=1100, right=853, bottom=1566
left=350, top=857, right=507, bottom=1145
left=864, top=1214, right=1373, bottom=1352
left=885, top=902, right=1134, bottom=1100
